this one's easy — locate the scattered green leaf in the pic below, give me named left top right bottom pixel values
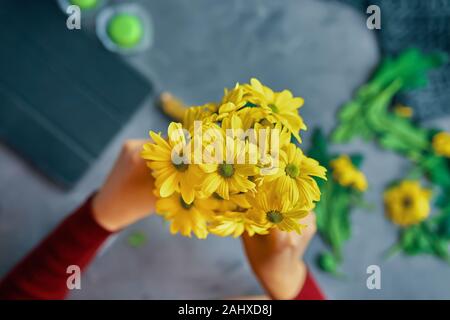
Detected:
left=127, top=231, right=147, bottom=248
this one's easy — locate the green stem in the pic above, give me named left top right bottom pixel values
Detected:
left=384, top=243, right=402, bottom=260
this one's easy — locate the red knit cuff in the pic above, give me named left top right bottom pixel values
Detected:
left=71, top=194, right=114, bottom=243
left=294, top=268, right=326, bottom=300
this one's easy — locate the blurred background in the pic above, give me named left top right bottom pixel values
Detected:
left=0, top=0, right=449, bottom=299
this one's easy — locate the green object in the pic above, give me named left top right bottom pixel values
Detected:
left=394, top=221, right=450, bottom=260
left=317, top=252, right=338, bottom=274
left=70, top=0, right=99, bottom=10
left=420, top=156, right=450, bottom=189
left=309, top=129, right=368, bottom=275
left=400, top=227, right=417, bottom=253
left=332, top=48, right=447, bottom=154
left=107, top=14, right=144, bottom=48
left=127, top=231, right=147, bottom=248
left=437, top=214, right=450, bottom=239
left=331, top=48, right=450, bottom=262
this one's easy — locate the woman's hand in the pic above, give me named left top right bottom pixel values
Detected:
left=92, top=140, right=156, bottom=232
left=242, top=213, right=317, bottom=300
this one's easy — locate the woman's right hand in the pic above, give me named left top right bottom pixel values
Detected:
left=241, top=213, right=317, bottom=299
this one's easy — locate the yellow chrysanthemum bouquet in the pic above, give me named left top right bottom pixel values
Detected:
left=142, top=79, right=327, bottom=239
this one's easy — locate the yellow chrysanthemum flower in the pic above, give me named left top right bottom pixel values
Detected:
left=244, top=123, right=291, bottom=179
left=244, top=78, right=306, bottom=142
left=236, top=106, right=269, bottom=130
left=215, top=103, right=268, bottom=131
left=183, top=102, right=218, bottom=130
left=209, top=210, right=269, bottom=237
left=432, top=132, right=450, bottom=157
left=263, top=143, right=327, bottom=208
left=247, top=186, right=310, bottom=234
left=384, top=180, right=432, bottom=227
left=221, top=83, right=247, bottom=106
left=253, top=122, right=291, bottom=148
left=156, top=192, right=212, bottom=239
left=198, top=124, right=259, bottom=200
left=330, top=155, right=368, bottom=192
left=200, top=152, right=258, bottom=200
left=141, top=122, right=201, bottom=204
left=196, top=192, right=244, bottom=212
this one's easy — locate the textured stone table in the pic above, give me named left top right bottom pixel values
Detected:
left=1, top=0, right=449, bottom=299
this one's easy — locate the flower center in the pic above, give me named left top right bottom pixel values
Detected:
left=173, top=152, right=189, bottom=172
left=213, top=192, right=224, bottom=200
left=180, top=197, right=193, bottom=210
left=266, top=210, right=284, bottom=224
left=285, top=163, right=299, bottom=178
left=219, top=164, right=235, bottom=178
left=402, top=196, right=413, bottom=209
left=268, top=104, right=279, bottom=113
left=174, top=162, right=188, bottom=172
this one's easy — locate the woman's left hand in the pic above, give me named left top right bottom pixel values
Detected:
left=92, top=140, right=156, bottom=232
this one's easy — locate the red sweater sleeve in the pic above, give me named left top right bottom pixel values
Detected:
left=0, top=195, right=112, bottom=300
left=294, top=268, right=325, bottom=300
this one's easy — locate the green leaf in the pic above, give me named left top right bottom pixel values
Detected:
left=384, top=116, right=429, bottom=151
left=401, top=226, right=419, bottom=254
left=400, top=50, right=448, bottom=90
left=339, top=100, right=362, bottom=121
left=308, top=128, right=330, bottom=166
left=401, top=225, right=433, bottom=255
left=310, top=127, right=369, bottom=270
left=431, top=238, right=449, bottom=260
left=317, top=252, right=338, bottom=274
left=368, top=48, right=448, bottom=92
left=379, top=134, right=411, bottom=154
left=318, top=181, right=352, bottom=259
left=350, top=154, right=364, bottom=168
left=331, top=124, right=354, bottom=143
left=127, top=231, right=147, bottom=248
left=335, top=185, right=352, bottom=242
left=421, top=156, right=450, bottom=189
left=315, top=180, right=334, bottom=243
left=364, top=80, right=402, bottom=133
left=437, top=214, right=450, bottom=240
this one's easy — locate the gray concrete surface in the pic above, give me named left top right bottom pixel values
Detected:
left=1, top=0, right=450, bottom=299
